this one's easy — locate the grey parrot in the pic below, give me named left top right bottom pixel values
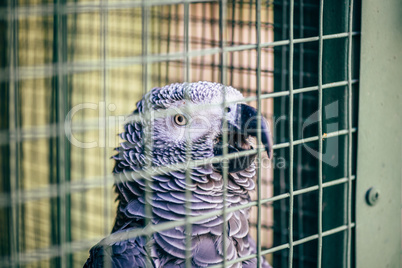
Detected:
left=84, top=81, right=273, bottom=267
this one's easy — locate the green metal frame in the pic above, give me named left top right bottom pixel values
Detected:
left=356, top=0, right=402, bottom=267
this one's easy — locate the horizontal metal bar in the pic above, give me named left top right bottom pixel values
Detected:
left=0, top=0, right=219, bottom=19
left=260, top=31, right=359, bottom=48
left=293, top=176, right=355, bottom=197
left=292, top=223, right=357, bottom=247
left=274, top=128, right=357, bottom=150
left=258, top=176, right=356, bottom=206
left=0, top=79, right=358, bottom=146
left=0, top=32, right=360, bottom=83
left=243, top=79, right=358, bottom=103
left=0, top=128, right=356, bottom=208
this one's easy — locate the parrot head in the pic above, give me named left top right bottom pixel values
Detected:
left=129, top=81, right=272, bottom=173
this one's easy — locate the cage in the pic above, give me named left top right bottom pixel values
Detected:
left=0, top=0, right=400, bottom=268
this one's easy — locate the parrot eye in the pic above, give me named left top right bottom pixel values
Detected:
left=225, top=107, right=231, bottom=113
left=174, top=114, right=188, bottom=126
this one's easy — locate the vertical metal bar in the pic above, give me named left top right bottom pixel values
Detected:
left=55, top=0, right=68, bottom=266
left=339, top=1, right=351, bottom=263
left=100, top=0, right=110, bottom=236
left=64, top=0, right=86, bottom=246
left=199, top=3, right=206, bottom=80
left=26, top=13, right=39, bottom=256
left=183, top=2, right=192, bottom=268
left=255, top=0, right=262, bottom=267
left=342, top=148, right=348, bottom=266
left=100, top=2, right=111, bottom=268
left=238, top=0, right=244, bottom=90
left=317, top=0, right=324, bottom=267
left=141, top=2, right=149, bottom=190
left=219, top=0, right=228, bottom=266
left=183, top=3, right=190, bottom=92
left=156, top=6, right=162, bottom=86
left=210, top=3, right=216, bottom=82
left=246, top=2, right=252, bottom=96
left=279, top=1, right=287, bottom=265
left=174, top=5, right=180, bottom=58
left=140, top=2, right=153, bottom=267
left=165, top=5, right=172, bottom=84
left=7, top=0, right=19, bottom=267
left=342, top=51, right=349, bottom=268
left=296, top=0, right=305, bottom=267
left=346, top=1, right=354, bottom=267
left=288, top=0, right=294, bottom=267
left=142, top=2, right=150, bottom=96
left=229, top=0, right=235, bottom=86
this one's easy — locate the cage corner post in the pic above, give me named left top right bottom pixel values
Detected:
left=356, top=0, right=402, bottom=267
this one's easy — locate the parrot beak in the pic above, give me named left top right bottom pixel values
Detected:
left=213, top=103, right=273, bottom=173
left=233, top=103, right=273, bottom=159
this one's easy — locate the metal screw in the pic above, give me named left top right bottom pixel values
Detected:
left=365, top=187, right=380, bottom=206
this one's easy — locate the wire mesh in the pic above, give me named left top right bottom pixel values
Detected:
left=0, top=0, right=360, bottom=267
